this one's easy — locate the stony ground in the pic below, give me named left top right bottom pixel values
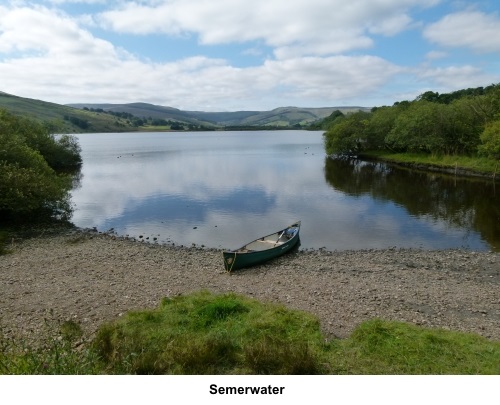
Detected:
left=1, top=230, right=499, bottom=344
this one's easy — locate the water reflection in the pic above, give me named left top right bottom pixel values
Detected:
left=324, top=158, right=500, bottom=251
left=71, top=131, right=324, bottom=249
left=70, top=132, right=499, bottom=251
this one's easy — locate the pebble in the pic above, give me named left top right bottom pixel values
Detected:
left=0, top=231, right=498, bottom=344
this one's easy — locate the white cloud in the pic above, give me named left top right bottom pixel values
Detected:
left=0, top=47, right=401, bottom=109
left=424, top=10, right=500, bottom=53
left=47, top=0, right=106, bottom=4
left=0, top=3, right=406, bottom=109
left=425, top=50, right=448, bottom=60
left=97, top=0, right=438, bottom=56
left=368, top=13, right=414, bottom=36
left=0, top=5, right=119, bottom=60
left=264, top=56, right=402, bottom=100
left=1, top=0, right=498, bottom=110
left=417, top=65, right=500, bottom=90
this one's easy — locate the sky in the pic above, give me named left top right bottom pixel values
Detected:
left=0, top=0, right=499, bottom=111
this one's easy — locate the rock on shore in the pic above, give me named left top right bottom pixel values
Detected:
left=1, top=231, right=498, bottom=343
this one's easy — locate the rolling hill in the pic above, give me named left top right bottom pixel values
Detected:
left=0, top=91, right=139, bottom=133
left=0, top=91, right=368, bottom=132
left=69, top=102, right=368, bottom=127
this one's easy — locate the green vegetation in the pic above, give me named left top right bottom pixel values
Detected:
left=323, top=84, right=500, bottom=173
left=360, top=151, right=499, bottom=174
left=81, top=107, right=212, bottom=131
left=93, top=291, right=325, bottom=374
left=1, top=291, right=499, bottom=374
left=479, top=120, right=500, bottom=160
left=0, top=92, right=366, bottom=132
left=0, top=318, right=102, bottom=375
left=0, top=92, right=141, bottom=133
left=0, top=109, right=82, bottom=222
left=337, top=319, right=500, bottom=374
left=308, top=109, right=346, bottom=130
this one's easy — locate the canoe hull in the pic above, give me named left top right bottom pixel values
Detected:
left=222, top=222, right=300, bottom=272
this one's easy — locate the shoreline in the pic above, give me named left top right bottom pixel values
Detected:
left=357, top=153, right=499, bottom=182
left=1, top=229, right=499, bottom=345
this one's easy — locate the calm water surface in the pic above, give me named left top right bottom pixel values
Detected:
left=71, top=131, right=500, bottom=251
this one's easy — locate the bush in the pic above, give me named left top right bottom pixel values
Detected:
left=0, top=109, right=80, bottom=220
left=323, top=111, right=370, bottom=155
left=0, top=109, right=82, bottom=170
left=479, top=120, right=500, bottom=160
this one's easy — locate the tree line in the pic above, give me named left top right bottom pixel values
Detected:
left=64, top=114, right=89, bottom=129
left=82, top=107, right=205, bottom=130
left=0, top=109, right=82, bottom=221
left=323, top=84, right=500, bottom=160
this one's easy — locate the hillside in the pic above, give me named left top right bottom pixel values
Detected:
left=0, top=91, right=138, bottom=133
left=0, top=91, right=368, bottom=132
left=69, top=102, right=367, bottom=127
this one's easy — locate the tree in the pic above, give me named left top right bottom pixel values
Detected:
left=417, top=91, right=440, bottom=103
left=478, top=120, right=500, bottom=160
left=309, top=109, right=345, bottom=130
left=323, top=111, right=370, bottom=155
left=384, top=100, right=480, bottom=154
left=385, top=101, right=446, bottom=153
left=170, top=122, right=184, bottom=130
left=447, top=97, right=485, bottom=154
left=0, top=109, right=80, bottom=220
left=1, top=109, right=82, bottom=170
left=364, top=104, right=408, bottom=150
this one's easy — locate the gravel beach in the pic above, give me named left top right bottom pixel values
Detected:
left=1, top=230, right=499, bottom=344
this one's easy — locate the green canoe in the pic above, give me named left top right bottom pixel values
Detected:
left=222, top=221, right=301, bottom=272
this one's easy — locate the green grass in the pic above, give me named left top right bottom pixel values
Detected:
left=93, top=291, right=326, bottom=374
left=330, top=319, right=500, bottom=374
left=1, top=291, right=499, bottom=374
left=0, top=92, right=138, bottom=133
left=0, top=319, right=101, bottom=375
left=362, top=151, right=499, bottom=175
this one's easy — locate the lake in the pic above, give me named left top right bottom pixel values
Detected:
left=71, top=131, right=500, bottom=252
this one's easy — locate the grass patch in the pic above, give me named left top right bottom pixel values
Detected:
left=362, top=151, right=499, bottom=175
left=0, top=319, right=101, bottom=375
left=2, top=292, right=499, bottom=374
left=93, top=291, right=327, bottom=374
left=330, top=319, right=500, bottom=374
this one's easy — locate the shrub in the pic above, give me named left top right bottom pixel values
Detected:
left=479, top=120, right=500, bottom=160
left=0, top=109, right=80, bottom=220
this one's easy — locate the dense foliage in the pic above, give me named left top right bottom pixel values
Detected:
left=308, top=109, right=345, bottom=130
left=0, top=109, right=82, bottom=220
left=323, top=84, right=500, bottom=159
